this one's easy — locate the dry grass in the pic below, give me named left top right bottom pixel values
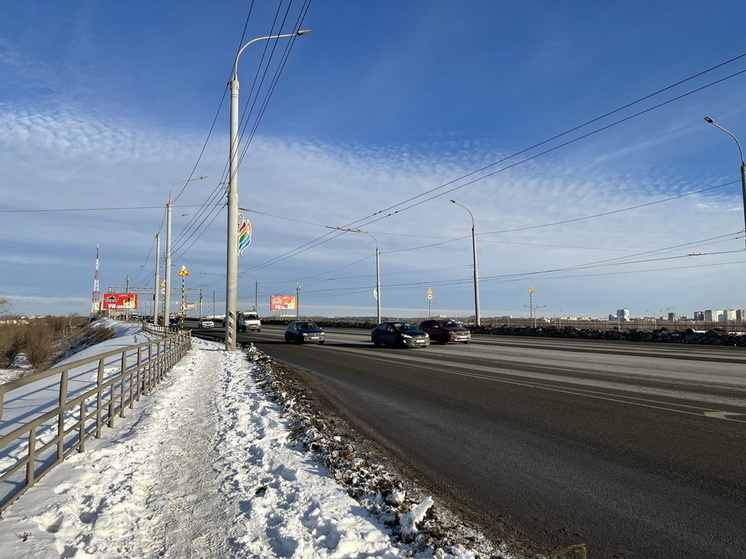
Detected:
left=0, top=316, right=115, bottom=371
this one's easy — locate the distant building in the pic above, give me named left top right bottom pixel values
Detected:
left=704, top=309, right=723, bottom=322
left=616, top=309, right=630, bottom=322
left=693, top=311, right=705, bottom=322
left=724, top=309, right=738, bottom=321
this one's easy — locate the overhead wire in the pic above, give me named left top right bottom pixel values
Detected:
left=238, top=55, right=746, bottom=280
left=168, top=0, right=313, bottom=273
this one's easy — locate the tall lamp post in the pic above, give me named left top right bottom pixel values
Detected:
left=165, top=176, right=206, bottom=326
left=296, top=283, right=301, bottom=319
left=153, top=233, right=161, bottom=325
left=704, top=116, right=746, bottom=247
left=326, top=226, right=381, bottom=323
left=450, top=200, right=481, bottom=327
left=226, top=29, right=311, bottom=351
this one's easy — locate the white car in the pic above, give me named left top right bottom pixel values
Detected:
left=197, top=318, right=215, bottom=328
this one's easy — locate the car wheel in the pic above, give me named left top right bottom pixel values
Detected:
left=285, top=335, right=291, bottom=343
left=319, top=340, right=325, bottom=344
left=372, top=336, right=381, bottom=347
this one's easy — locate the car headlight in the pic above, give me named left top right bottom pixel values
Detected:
left=401, top=334, right=413, bottom=339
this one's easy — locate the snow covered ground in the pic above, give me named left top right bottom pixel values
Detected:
left=0, top=324, right=505, bottom=558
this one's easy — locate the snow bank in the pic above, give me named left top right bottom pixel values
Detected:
left=0, top=333, right=502, bottom=558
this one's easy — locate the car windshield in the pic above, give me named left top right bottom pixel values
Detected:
left=441, top=321, right=459, bottom=328
left=394, top=322, right=418, bottom=332
left=300, top=323, right=318, bottom=329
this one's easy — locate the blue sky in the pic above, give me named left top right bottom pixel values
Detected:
left=2, top=1, right=746, bottom=320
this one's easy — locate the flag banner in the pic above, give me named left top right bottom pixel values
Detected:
left=238, top=214, right=252, bottom=257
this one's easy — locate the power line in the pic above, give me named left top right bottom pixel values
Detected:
left=239, top=54, right=746, bottom=276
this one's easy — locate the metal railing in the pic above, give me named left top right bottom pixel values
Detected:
left=0, top=329, right=191, bottom=513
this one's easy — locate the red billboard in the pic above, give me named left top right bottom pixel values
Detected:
left=270, top=295, right=297, bottom=311
left=102, top=293, right=138, bottom=310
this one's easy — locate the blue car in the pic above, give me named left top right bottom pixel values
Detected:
left=285, top=321, right=325, bottom=344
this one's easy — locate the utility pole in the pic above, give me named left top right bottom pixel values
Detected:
left=153, top=234, right=160, bottom=325
left=296, top=283, right=301, bottom=319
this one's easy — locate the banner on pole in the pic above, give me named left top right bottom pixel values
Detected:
left=238, top=214, right=252, bottom=257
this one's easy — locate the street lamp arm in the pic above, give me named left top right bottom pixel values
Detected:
left=325, top=225, right=378, bottom=247
left=325, top=225, right=381, bottom=322
left=168, top=175, right=208, bottom=204
left=704, top=117, right=745, bottom=166
left=704, top=116, right=746, bottom=247
left=450, top=199, right=475, bottom=227
left=232, top=30, right=312, bottom=79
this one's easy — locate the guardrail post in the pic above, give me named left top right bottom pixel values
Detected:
left=130, top=347, right=141, bottom=409
left=119, top=352, right=127, bottom=418
left=58, top=369, right=68, bottom=460
left=26, top=426, right=36, bottom=486
left=79, top=401, right=86, bottom=452
left=96, top=358, right=104, bottom=437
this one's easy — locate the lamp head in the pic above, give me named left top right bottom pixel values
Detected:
left=704, top=116, right=714, bottom=124
left=296, top=29, right=311, bottom=35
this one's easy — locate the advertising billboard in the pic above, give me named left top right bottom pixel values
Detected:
left=102, top=293, right=138, bottom=310
left=270, top=295, right=297, bottom=311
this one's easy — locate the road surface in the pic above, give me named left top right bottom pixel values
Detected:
left=201, top=323, right=746, bottom=558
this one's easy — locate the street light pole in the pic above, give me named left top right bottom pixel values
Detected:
left=374, top=239, right=381, bottom=323
left=153, top=233, right=160, bottom=325
left=450, top=200, right=481, bottom=327
left=326, top=226, right=381, bottom=323
left=704, top=116, right=746, bottom=247
left=296, top=283, right=301, bottom=318
left=226, top=29, right=311, bottom=351
left=164, top=176, right=206, bottom=326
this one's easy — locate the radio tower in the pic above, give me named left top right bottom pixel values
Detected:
left=91, top=244, right=101, bottom=316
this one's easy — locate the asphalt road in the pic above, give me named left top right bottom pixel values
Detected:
left=201, top=323, right=746, bottom=558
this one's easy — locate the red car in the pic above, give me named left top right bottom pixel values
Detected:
left=418, top=319, right=472, bottom=344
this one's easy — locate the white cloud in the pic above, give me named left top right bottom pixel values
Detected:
left=1, top=99, right=744, bottom=319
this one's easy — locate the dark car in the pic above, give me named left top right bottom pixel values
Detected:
left=371, top=321, right=430, bottom=348
left=418, top=319, right=471, bottom=344
left=285, top=321, right=325, bottom=344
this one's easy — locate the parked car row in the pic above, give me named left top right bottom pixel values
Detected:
left=190, top=316, right=471, bottom=349
left=284, top=319, right=471, bottom=348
